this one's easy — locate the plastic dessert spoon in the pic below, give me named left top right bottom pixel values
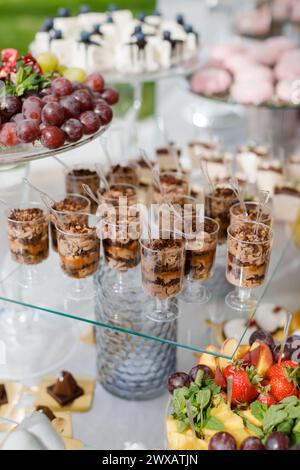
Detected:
left=227, top=376, right=233, bottom=410
left=152, top=169, right=182, bottom=221
left=229, top=176, right=247, bottom=216
left=100, top=136, right=113, bottom=167
left=53, top=156, right=70, bottom=170
left=94, top=163, right=110, bottom=191
left=22, top=178, right=56, bottom=206
left=0, top=198, right=10, bottom=210
left=139, top=148, right=153, bottom=170
left=254, top=190, right=270, bottom=234
left=278, top=312, right=292, bottom=366
left=200, top=160, right=214, bottom=193
left=82, top=183, right=101, bottom=206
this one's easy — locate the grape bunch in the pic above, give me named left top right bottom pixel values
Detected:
left=0, top=73, right=117, bottom=150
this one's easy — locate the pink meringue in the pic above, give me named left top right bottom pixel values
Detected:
left=231, top=79, right=274, bottom=105
left=235, top=64, right=274, bottom=83
left=211, top=43, right=247, bottom=63
left=190, top=67, right=232, bottom=96
left=224, top=53, right=255, bottom=74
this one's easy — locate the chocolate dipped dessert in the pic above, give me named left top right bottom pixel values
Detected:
left=65, top=168, right=100, bottom=213
left=226, top=222, right=272, bottom=289
left=7, top=207, right=49, bottom=265
left=141, top=238, right=185, bottom=300
left=56, top=220, right=100, bottom=279
left=205, top=186, right=238, bottom=243
left=47, top=371, right=84, bottom=406
left=50, top=195, right=90, bottom=251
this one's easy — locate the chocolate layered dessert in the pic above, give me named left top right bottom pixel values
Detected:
left=205, top=186, right=238, bottom=243
left=47, top=371, right=84, bottom=406
left=153, top=172, right=189, bottom=204
left=56, top=221, right=100, bottom=279
left=65, top=168, right=100, bottom=213
left=106, top=164, right=138, bottom=186
left=238, top=143, right=269, bottom=158
left=98, top=184, right=138, bottom=222
left=226, top=222, right=272, bottom=289
left=36, top=405, right=56, bottom=421
left=156, top=146, right=181, bottom=171
left=273, top=182, right=300, bottom=223
left=184, top=219, right=218, bottom=280
left=50, top=196, right=90, bottom=251
left=0, top=384, right=8, bottom=406
left=230, top=202, right=272, bottom=227
left=7, top=208, right=49, bottom=265
left=141, top=238, right=184, bottom=300
left=102, top=221, right=141, bottom=272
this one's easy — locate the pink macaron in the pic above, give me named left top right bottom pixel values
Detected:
left=231, top=79, right=274, bottom=105
left=275, top=49, right=300, bottom=80
left=224, top=53, right=256, bottom=74
left=235, top=64, right=274, bottom=83
left=235, top=5, right=271, bottom=36
left=190, top=67, right=232, bottom=96
left=276, top=79, right=296, bottom=103
left=211, top=43, right=246, bottom=63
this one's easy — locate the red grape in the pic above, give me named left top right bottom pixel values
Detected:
left=16, top=119, right=40, bottom=143
left=22, top=97, right=43, bottom=123
left=101, top=88, right=119, bottom=105
left=2, top=96, right=22, bottom=120
left=42, top=102, right=65, bottom=126
left=40, top=126, right=65, bottom=149
left=51, top=77, right=73, bottom=98
left=93, top=102, right=113, bottom=125
left=240, top=437, right=265, bottom=450
left=72, top=89, right=94, bottom=111
left=272, top=341, right=293, bottom=362
left=42, top=95, right=59, bottom=105
left=10, top=113, right=24, bottom=123
left=249, top=329, right=274, bottom=349
left=167, top=372, right=190, bottom=394
left=60, top=95, right=81, bottom=118
left=189, top=364, right=214, bottom=381
left=79, top=111, right=101, bottom=134
left=85, top=73, right=105, bottom=92
left=0, top=122, right=20, bottom=146
left=208, top=432, right=237, bottom=450
left=61, top=118, right=83, bottom=142
left=39, top=87, right=52, bottom=97
left=265, top=432, right=289, bottom=450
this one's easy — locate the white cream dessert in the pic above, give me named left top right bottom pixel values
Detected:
left=274, top=181, right=300, bottom=222
left=255, top=303, right=287, bottom=333
left=236, top=151, right=258, bottom=184
left=287, top=154, right=300, bottom=180
left=257, top=160, right=283, bottom=195
left=188, top=139, right=219, bottom=169
left=31, top=8, right=199, bottom=74
left=223, top=318, right=256, bottom=344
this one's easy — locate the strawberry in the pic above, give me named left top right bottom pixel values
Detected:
left=1, top=48, right=19, bottom=65
left=267, top=361, right=299, bottom=380
left=270, top=376, right=297, bottom=402
left=215, top=367, right=226, bottom=388
left=258, top=393, right=277, bottom=406
left=224, top=362, right=261, bottom=406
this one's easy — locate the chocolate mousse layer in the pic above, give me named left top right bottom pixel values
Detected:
left=65, top=168, right=100, bottom=213
left=57, top=222, right=100, bottom=279
left=226, top=223, right=272, bottom=288
left=50, top=196, right=90, bottom=251
left=231, top=202, right=272, bottom=227
left=153, top=173, right=189, bottom=204
left=8, top=208, right=49, bottom=265
left=141, top=238, right=184, bottom=300
left=184, top=220, right=218, bottom=280
left=205, top=187, right=237, bottom=244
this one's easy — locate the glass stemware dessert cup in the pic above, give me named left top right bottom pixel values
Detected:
left=181, top=216, right=219, bottom=304
left=50, top=193, right=91, bottom=251
left=56, top=212, right=100, bottom=300
left=152, top=171, right=190, bottom=204
left=6, top=202, right=49, bottom=288
left=65, top=165, right=100, bottom=214
left=140, top=232, right=185, bottom=323
left=97, top=182, right=140, bottom=294
left=205, top=185, right=238, bottom=245
left=225, top=220, right=273, bottom=312
left=230, top=201, right=272, bottom=227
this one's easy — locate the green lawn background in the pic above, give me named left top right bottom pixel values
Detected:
left=0, top=0, right=154, bottom=53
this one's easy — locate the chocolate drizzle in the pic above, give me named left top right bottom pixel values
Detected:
left=36, top=405, right=56, bottom=421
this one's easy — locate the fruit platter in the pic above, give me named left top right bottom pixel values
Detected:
left=0, top=48, right=118, bottom=164
left=166, top=331, right=300, bottom=450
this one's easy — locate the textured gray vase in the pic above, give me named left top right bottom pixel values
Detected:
left=94, top=268, right=177, bottom=400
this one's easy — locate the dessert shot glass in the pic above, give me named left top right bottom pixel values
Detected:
left=181, top=216, right=219, bottom=304
left=230, top=201, right=272, bottom=227
left=106, top=163, right=139, bottom=186
left=65, top=165, right=100, bottom=214
left=7, top=202, right=49, bottom=288
left=50, top=193, right=91, bottom=251
left=56, top=213, right=100, bottom=300
left=140, top=234, right=185, bottom=323
left=225, top=220, right=273, bottom=312
left=205, top=185, right=238, bottom=244
left=152, top=171, right=190, bottom=204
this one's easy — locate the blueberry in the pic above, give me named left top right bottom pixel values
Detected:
left=57, top=7, right=70, bottom=18
left=137, top=12, right=146, bottom=21
left=40, top=17, right=54, bottom=32
left=92, top=23, right=101, bottom=34
left=80, top=31, right=91, bottom=43
left=79, top=4, right=91, bottom=14
left=176, top=13, right=185, bottom=25
left=107, top=4, right=118, bottom=12
left=106, top=15, right=114, bottom=23
left=50, top=29, right=63, bottom=40
left=163, top=31, right=171, bottom=41
left=185, top=24, right=194, bottom=33
left=133, top=25, right=142, bottom=35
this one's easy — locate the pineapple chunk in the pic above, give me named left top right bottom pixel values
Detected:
left=210, top=403, right=255, bottom=447
left=166, top=416, right=208, bottom=450
left=239, top=409, right=262, bottom=429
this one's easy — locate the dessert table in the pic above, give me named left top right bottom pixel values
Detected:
left=0, top=0, right=300, bottom=451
